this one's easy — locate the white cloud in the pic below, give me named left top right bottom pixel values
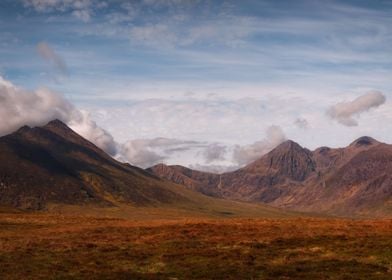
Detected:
left=72, top=9, right=91, bottom=21
left=188, top=163, right=238, bottom=174
left=119, top=140, right=166, bottom=168
left=142, top=0, right=189, bottom=7
left=327, top=91, right=386, bottom=126
left=0, top=76, right=117, bottom=155
left=0, top=76, right=75, bottom=135
left=23, top=0, right=93, bottom=11
left=294, top=118, right=309, bottom=129
left=119, top=137, right=207, bottom=168
left=23, top=0, right=99, bottom=21
left=233, top=125, right=286, bottom=166
left=36, top=42, right=68, bottom=75
left=68, top=110, right=117, bottom=155
left=129, top=24, right=178, bottom=48
left=201, top=143, right=227, bottom=163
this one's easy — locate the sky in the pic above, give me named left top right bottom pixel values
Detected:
left=0, top=0, right=391, bottom=172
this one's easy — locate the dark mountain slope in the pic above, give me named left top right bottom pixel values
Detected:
left=0, top=120, right=184, bottom=209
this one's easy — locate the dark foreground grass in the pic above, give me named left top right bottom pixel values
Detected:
left=0, top=212, right=391, bottom=279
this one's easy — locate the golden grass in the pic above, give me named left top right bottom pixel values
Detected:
left=0, top=211, right=391, bottom=279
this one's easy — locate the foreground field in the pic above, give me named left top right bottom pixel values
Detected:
left=0, top=212, right=391, bottom=279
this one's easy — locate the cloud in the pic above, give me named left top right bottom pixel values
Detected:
left=294, top=118, right=309, bottom=129
left=201, top=143, right=227, bottom=163
left=327, top=91, right=386, bottom=126
left=36, top=42, right=68, bottom=75
left=68, top=110, right=117, bottom=155
left=0, top=76, right=75, bottom=134
left=119, top=137, right=207, bottom=168
left=23, top=0, right=92, bottom=12
left=129, top=24, right=178, bottom=48
left=233, top=125, right=286, bottom=166
left=0, top=76, right=117, bottom=155
left=119, top=140, right=166, bottom=168
left=188, top=163, right=238, bottom=174
left=72, top=9, right=91, bottom=22
left=23, top=0, right=100, bottom=21
left=85, top=97, right=274, bottom=146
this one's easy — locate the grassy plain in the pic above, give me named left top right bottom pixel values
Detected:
left=0, top=207, right=391, bottom=279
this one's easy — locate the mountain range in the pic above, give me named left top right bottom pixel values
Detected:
left=0, top=120, right=390, bottom=217
left=0, top=120, right=290, bottom=218
left=148, top=137, right=392, bottom=217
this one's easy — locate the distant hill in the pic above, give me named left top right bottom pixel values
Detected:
left=146, top=164, right=221, bottom=197
left=148, top=137, right=392, bottom=217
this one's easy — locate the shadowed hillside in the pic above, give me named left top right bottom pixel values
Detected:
left=0, top=120, right=188, bottom=209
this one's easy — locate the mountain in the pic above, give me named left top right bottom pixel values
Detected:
left=146, top=164, right=221, bottom=197
left=0, top=120, right=188, bottom=209
left=148, top=137, right=392, bottom=217
left=0, top=120, right=292, bottom=219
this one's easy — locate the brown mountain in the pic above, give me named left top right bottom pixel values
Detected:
left=0, top=120, right=188, bottom=209
left=146, top=164, right=221, bottom=197
left=148, top=137, right=392, bottom=217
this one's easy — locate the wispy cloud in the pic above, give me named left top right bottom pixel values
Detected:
left=23, top=0, right=103, bottom=21
left=118, top=137, right=209, bottom=168
left=327, top=91, right=386, bottom=126
left=201, top=143, right=227, bottom=163
left=294, top=118, right=309, bottom=129
left=36, top=42, right=68, bottom=75
left=233, top=125, right=286, bottom=165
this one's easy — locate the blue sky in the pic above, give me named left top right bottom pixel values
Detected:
left=0, top=0, right=391, bottom=170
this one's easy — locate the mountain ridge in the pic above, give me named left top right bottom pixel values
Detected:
left=0, top=120, right=294, bottom=219
left=148, top=137, right=392, bottom=217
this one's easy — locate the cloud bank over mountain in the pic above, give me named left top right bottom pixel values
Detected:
left=0, top=76, right=117, bottom=155
left=1, top=75, right=390, bottom=171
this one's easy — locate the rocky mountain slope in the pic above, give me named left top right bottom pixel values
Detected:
left=148, top=137, right=392, bottom=216
left=0, top=120, right=190, bottom=209
left=146, top=164, right=221, bottom=197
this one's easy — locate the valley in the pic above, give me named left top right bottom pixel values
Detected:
left=0, top=211, right=391, bottom=279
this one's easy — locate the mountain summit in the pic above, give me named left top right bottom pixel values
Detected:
left=245, top=140, right=316, bottom=182
left=349, top=136, right=379, bottom=147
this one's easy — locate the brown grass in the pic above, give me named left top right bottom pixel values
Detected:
left=0, top=211, right=391, bottom=279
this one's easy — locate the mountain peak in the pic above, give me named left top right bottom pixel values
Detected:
left=148, top=163, right=169, bottom=171
left=244, top=139, right=315, bottom=182
left=274, top=139, right=303, bottom=152
left=43, top=119, right=70, bottom=130
left=42, top=119, right=77, bottom=138
left=350, top=136, right=379, bottom=147
left=15, top=125, right=32, bottom=134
